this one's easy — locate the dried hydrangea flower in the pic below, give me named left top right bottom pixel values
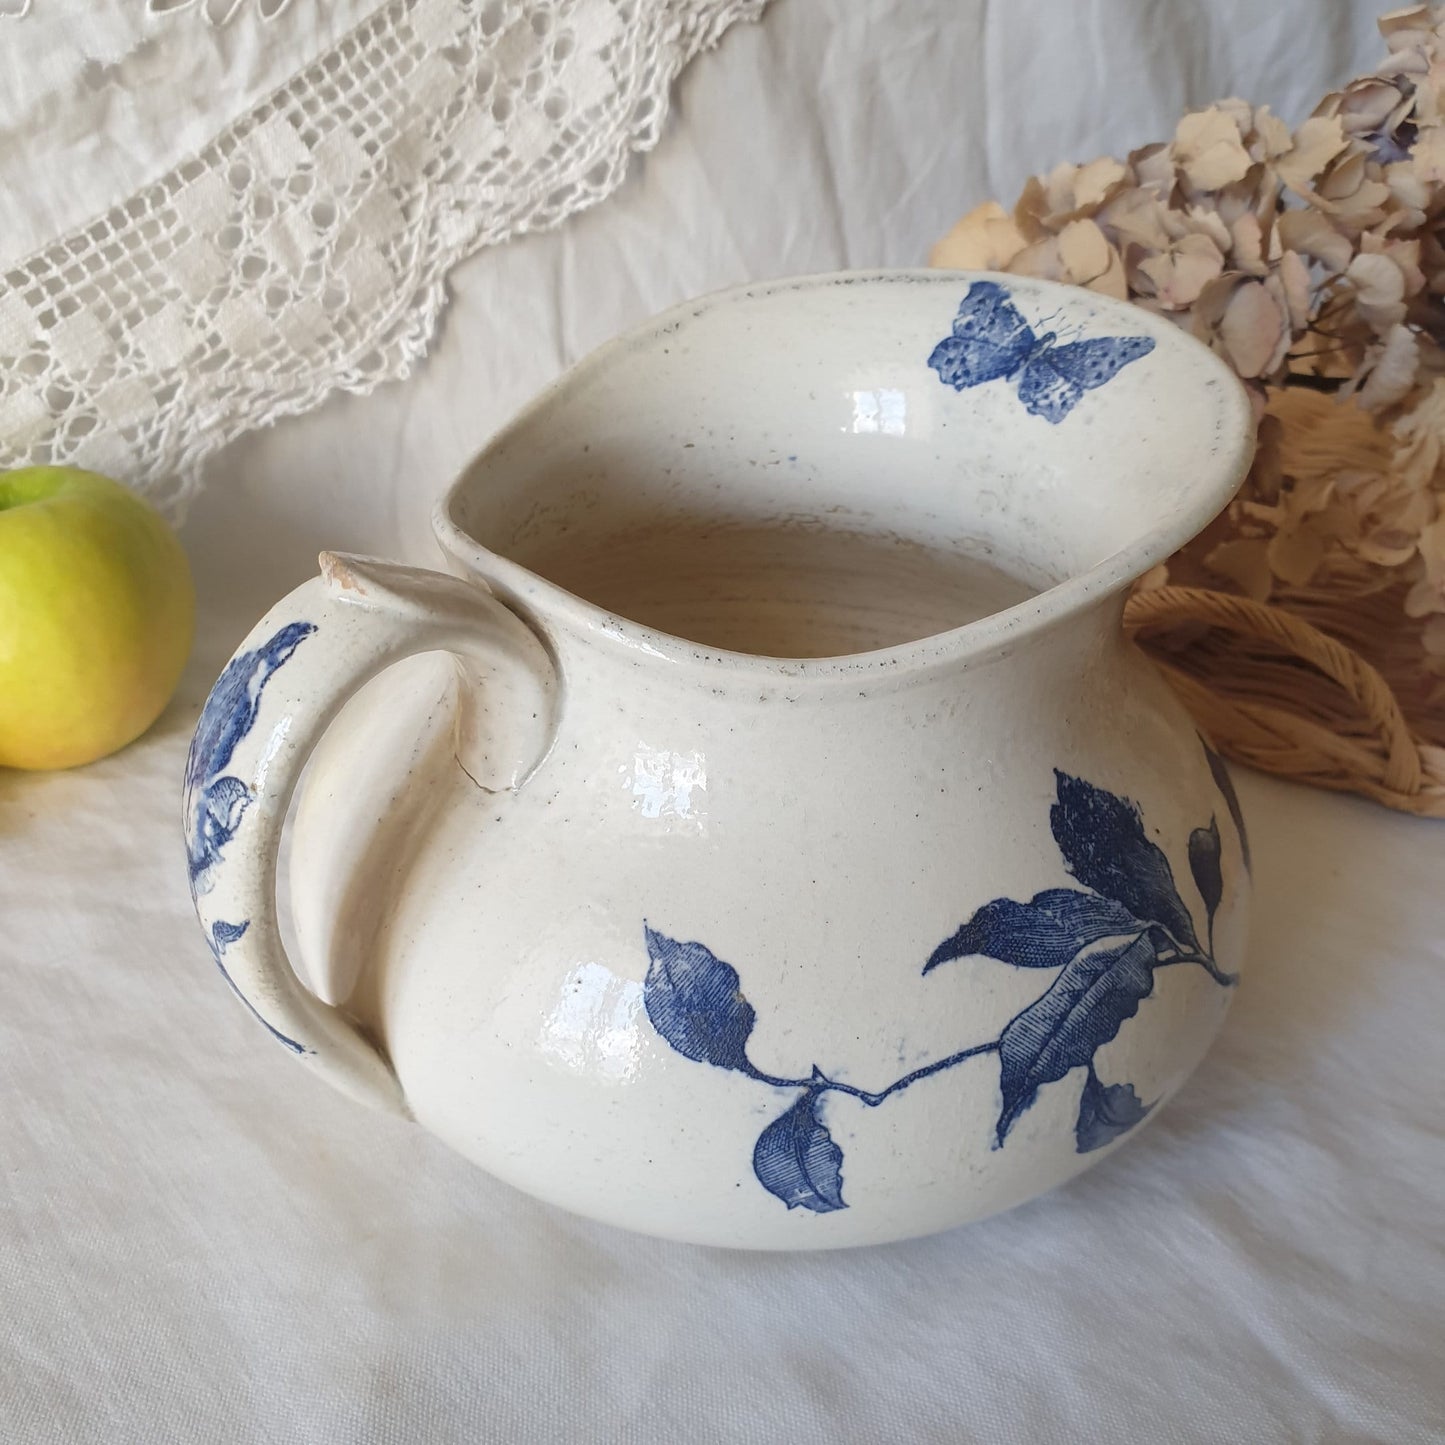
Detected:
left=932, top=4, right=1445, bottom=750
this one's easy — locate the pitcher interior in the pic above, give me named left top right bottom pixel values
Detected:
left=501, top=516, right=1039, bottom=658
left=444, top=274, right=1244, bottom=660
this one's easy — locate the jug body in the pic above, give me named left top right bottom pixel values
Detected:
left=186, top=270, right=1255, bottom=1247
left=290, top=598, right=1248, bottom=1248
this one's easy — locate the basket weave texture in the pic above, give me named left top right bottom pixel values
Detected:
left=1126, top=387, right=1445, bottom=818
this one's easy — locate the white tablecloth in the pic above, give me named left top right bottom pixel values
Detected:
left=4, top=3, right=1443, bottom=1441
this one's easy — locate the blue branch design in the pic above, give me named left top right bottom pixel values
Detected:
left=642, top=765, right=1243, bottom=1215
left=1155, top=946, right=1237, bottom=988
left=746, top=1041, right=1002, bottom=1107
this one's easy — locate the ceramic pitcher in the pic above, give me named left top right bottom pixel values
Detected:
left=184, top=271, right=1254, bottom=1249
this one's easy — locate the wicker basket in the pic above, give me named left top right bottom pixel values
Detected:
left=1126, top=585, right=1445, bottom=816
left=1124, top=385, right=1445, bottom=818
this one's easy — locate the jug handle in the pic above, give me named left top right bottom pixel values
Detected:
left=182, top=551, right=558, bottom=1116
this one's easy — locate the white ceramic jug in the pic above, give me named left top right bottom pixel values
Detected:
left=185, top=271, right=1254, bottom=1248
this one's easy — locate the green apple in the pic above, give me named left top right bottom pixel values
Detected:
left=0, top=466, right=194, bottom=770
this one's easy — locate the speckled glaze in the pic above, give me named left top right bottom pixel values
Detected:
left=185, top=271, right=1255, bottom=1249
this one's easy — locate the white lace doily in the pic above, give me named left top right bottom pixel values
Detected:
left=0, top=0, right=763, bottom=518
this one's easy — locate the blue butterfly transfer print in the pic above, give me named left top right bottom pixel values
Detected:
left=928, top=281, right=1155, bottom=422
left=643, top=758, right=1244, bottom=1214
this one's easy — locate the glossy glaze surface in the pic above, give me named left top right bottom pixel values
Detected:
left=191, top=271, right=1255, bottom=1247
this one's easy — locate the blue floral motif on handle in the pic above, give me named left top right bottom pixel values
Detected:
left=643, top=768, right=1239, bottom=1214
left=184, top=620, right=316, bottom=1052
left=184, top=619, right=315, bottom=893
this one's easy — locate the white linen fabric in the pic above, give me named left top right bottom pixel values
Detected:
left=0, top=0, right=763, bottom=518
left=4, top=3, right=1443, bottom=1442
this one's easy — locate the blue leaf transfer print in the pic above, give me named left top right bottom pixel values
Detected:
left=753, top=1090, right=847, bottom=1213
left=211, top=919, right=250, bottom=949
left=1188, top=818, right=1224, bottom=953
left=1202, top=739, right=1251, bottom=873
left=643, top=926, right=759, bottom=1074
left=1075, top=1067, right=1152, bottom=1154
left=1050, top=770, right=1200, bottom=952
left=643, top=771, right=1235, bottom=1213
left=928, top=281, right=1154, bottom=423
left=924, top=888, right=1142, bottom=973
left=184, top=619, right=315, bottom=893
left=994, top=932, right=1155, bottom=1146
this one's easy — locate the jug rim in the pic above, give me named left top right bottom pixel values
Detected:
left=434, top=269, right=1255, bottom=684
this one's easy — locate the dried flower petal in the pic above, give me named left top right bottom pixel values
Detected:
left=1097, top=187, right=1173, bottom=250
left=1251, top=106, right=1294, bottom=159
left=1393, top=378, right=1445, bottom=489
left=1014, top=174, right=1051, bottom=241
left=1015, top=159, right=1131, bottom=235
left=1137, top=232, right=1225, bottom=308
left=1277, top=249, right=1313, bottom=329
left=1131, top=141, right=1178, bottom=196
left=1348, top=252, right=1410, bottom=333
left=1174, top=204, right=1233, bottom=251
left=1009, top=220, right=1127, bottom=298
left=1289, top=295, right=1365, bottom=379
left=1379, top=5, right=1433, bottom=44
left=1055, top=217, right=1113, bottom=278
left=1276, top=115, right=1350, bottom=192
left=1268, top=521, right=1330, bottom=584
left=1230, top=212, right=1266, bottom=274
left=1377, top=50, right=1431, bottom=85
left=1385, top=158, right=1431, bottom=212
left=930, top=201, right=1028, bottom=271
left=1073, top=156, right=1129, bottom=210
left=1338, top=78, right=1410, bottom=134
left=1173, top=108, right=1254, bottom=190
left=1214, top=97, right=1256, bottom=133
left=1219, top=279, right=1289, bottom=378
left=1338, top=460, right=1435, bottom=563
left=1364, top=234, right=1427, bottom=295
left=1276, top=208, right=1355, bottom=271
left=1312, top=151, right=1393, bottom=223
left=1084, top=242, right=1129, bottom=300
left=1412, top=125, right=1445, bottom=182
left=1206, top=538, right=1274, bottom=599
